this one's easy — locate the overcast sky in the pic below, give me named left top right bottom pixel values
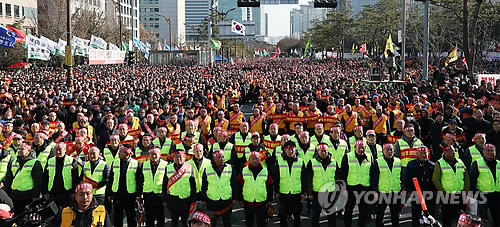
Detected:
left=262, top=0, right=310, bottom=37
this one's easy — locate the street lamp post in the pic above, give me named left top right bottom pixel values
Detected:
left=156, top=14, right=172, bottom=51
left=66, top=0, right=73, bottom=88
left=112, top=0, right=123, bottom=49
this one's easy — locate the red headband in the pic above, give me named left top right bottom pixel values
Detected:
left=299, top=131, right=309, bottom=137
left=120, top=146, right=133, bottom=155
left=484, top=144, right=496, bottom=150
left=213, top=149, right=224, bottom=159
left=75, top=136, right=85, bottom=142
left=315, top=123, right=323, bottom=128
left=354, top=126, right=363, bottom=131
left=75, top=182, right=93, bottom=194
left=22, top=143, right=31, bottom=150
left=192, top=211, right=211, bottom=225
left=149, top=148, right=161, bottom=154
left=417, top=146, right=428, bottom=153
left=158, top=127, right=168, bottom=132
left=473, top=133, right=485, bottom=142
left=443, top=146, right=455, bottom=153
left=55, top=143, right=66, bottom=149
left=110, top=135, right=119, bottom=140
left=383, top=143, right=393, bottom=149
left=444, top=133, right=456, bottom=140
left=355, top=140, right=366, bottom=146
left=250, top=151, right=260, bottom=158
left=330, top=126, right=341, bottom=132
left=317, top=144, right=328, bottom=150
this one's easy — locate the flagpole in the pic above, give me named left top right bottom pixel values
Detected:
left=402, top=0, right=406, bottom=80
left=66, top=0, right=73, bottom=88
left=423, top=0, right=429, bottom=80
left=208, top=0, right=213, bottom=65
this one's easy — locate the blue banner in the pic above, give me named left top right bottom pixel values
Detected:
left=0, top=25, right=17, bottom=48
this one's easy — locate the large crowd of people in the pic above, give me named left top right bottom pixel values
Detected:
left=0, top=57, right=498, bottom=227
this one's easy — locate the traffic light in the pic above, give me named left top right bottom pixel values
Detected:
left=313, top=0, right=337, bottom=8
left=128, top=51, right=135, bottom=65
left=237, top=0, right=260, bottom=7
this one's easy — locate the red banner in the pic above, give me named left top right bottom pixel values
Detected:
left=129, top=129, right=142, bottom=139
left=63, top=100, right=76, bottom=106
left=387, top=134, right=401, bottom=144
left=263, top=139, right=281, bottom=150
left=400, top=148, right=418, bottom=160
left=133, top=155, right=150, bottom=164
left=320, top=116, right=338, bottom=124
left=268, top=113, right=287, bottom=120
left=235, top=145, right=246, bottom=154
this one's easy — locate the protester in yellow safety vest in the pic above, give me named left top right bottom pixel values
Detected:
left=210, top=130, right=237, bottom=166
left=432, top=145, right=469, bottom=227
left=182, top=120, right=202, bottom=143
left=340, top=104, right=360, bottom=138
left=305, top=143, right=337, bottom=227
left=348, top=126, right=366, bottom=152
left=340, top=140, right=372, bottom=227
left=5, top=143, right=43, bottom=215
left=463, top=133, right=486, bottom=168
left=263, top=123, right=281, bottom=151
left=187, top=143, right=211, bottom=195
left=5, top=133, right=21, bottom=160
left=228, top=104, right=245, bottom=130
left=141, top=147, right=168, bottom=227
left=0, top=142, right=13, bottom=188
left=326, top=126, right=349, bottom=166
left=212, top=111, right=230, bottom=131
left=310, top=123, right=330, bottom=147
left=106, top=144, right=144, bottom=227
left=286, top=102, right=305, bottom=134
left=237, top=151, right=273, bottom=227
left=371, top=143, right=403, bottom=227
left=296, top=131, right=316, bottom=167
left=273, top=140, right=307, bottom=227
left=305, top=101, right=322, bottom=131
left=197, top=108, right=211, bottom=143
left=82, top=146, right=110, bottom=205
left=248, top=108, right=266, bottom=134
left=31, top=131, right=55, bottom=170
left=469, top=144, right=500, bottom=226
left=393, top=125, right=423, bottom=168
left=369, top=105, right=390, bottom=144
left=153, top=127, right=173, bottom=157
left=117, top=124, right=134, bottom=142
left=271, top=134, right=291, bottom=164
left=54, top=182, right=112, bottom=227
left=201, top=149, right=238, bottom=227
left=173, top=133, right=196, bottom=157
left=103, top=135, right=121, bottom=165
left=135, top=134, right=153, bottom=158
left=43, top=143, right=80, bottom=209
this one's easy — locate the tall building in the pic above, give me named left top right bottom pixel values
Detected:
left=107, top=0, right=140, bottom=40
left=0, top=0, right=37, bottom=33
left=185, top=0, right=209, bottom=45
left=217, top=0, right=243, bottom=21
left=289, top=1, right=329, bottom=39
left=139, top=0, right=185, bottom=47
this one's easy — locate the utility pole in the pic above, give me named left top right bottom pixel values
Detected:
left=423, top=0, right=429, bottom=80
left=66, top=0, right=73, bottom=88
left=208, top=0, right=213, bottom=65
left=402, top=0, right=406, bottom=80
left=131, top=0, right=135, bottom=76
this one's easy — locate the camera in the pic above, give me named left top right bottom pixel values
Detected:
left=0, top=198, right=59, bottom=227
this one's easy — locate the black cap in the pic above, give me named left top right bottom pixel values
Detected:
left=284, top=140, right=296, bottom=148
left=41, top=120, right=50, bottom=125
left=103, top=106, right=111, bottom=112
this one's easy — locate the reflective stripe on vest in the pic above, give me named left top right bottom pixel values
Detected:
left=398, top=138, right=423, bottom=167
left=83, top=161, right=107, bottom=195
left=326, top=139, right=347, bottom=167
left=47, top=156, right=73, bottom=191
left=180, top=131, right=200, bottom=144
left=377, top=157, right=401, bottom=192
left=311, top=135, right=329, bottom=147
left=346, top=152, right=371, bottom=187
left=111, top=159, right=138, bottom=193
left=348, top=136, right=366, bottom=152
left=311, top=159, right=336, bottom=192
left=274, top=146, right=284, bottom=162
left=103, top=147, right=118, bottom=165
left=476, top=158, right=500, bottom=192
left=439, top=158, right=465, bottom=193
left=144, top=160, right=168, bottom=194
left=11, top=159, right=37, bottom=191
left=242, top=166, right=268, bottom=202
left=206, top=165, right=233, bottom=200
left=153, top=138, right=173, bottom=155
left=234, top=132, right=251, bottom=159
left=212, top=143, right=234, bottom=162
left=296, top=144, right=316, bottom=165
left=37, top=142, right=55, bottom=170
left=278, top=158, right=303, bottom=194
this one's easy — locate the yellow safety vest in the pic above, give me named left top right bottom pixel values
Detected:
left=475, top=158, right=500, bottom=192
left=143, top=160, right=168, bottom=194
left=187, top=158, right=211, bottom=192
left=439, top=158, right=465, bottom=193
left=205, top=164, right=233, bottom=201
left=346, top=152, right=371, bottom=187
left=211, top=142, right=234, bottom=162
left=242, top=166, right=268, bottom=202
left=11, top=158, right=38, bottom=191
left=111, top=158, right=138, bottom=193
left=311, top=159, right=336, bottom=192
left=47, top=156, right=74, bottom=191
left=60, top=205, right=106, bottom=227
left=377, top=157, right=401, bottom=193
left=165, top=163, right=192, bottom=198
left=277, top=158, right=303, bottom=194
left=0, top=155, right=11, bottom=182
left=83, top=161, right=107, bottom=195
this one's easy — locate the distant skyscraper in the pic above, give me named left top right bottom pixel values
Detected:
left=185, top=0, right=209, bottom=44
left=289, top=1, right=329, bottom=38
left=139, top=0, right=185, bottom=47
left=106, top=0, right=140, bottom=40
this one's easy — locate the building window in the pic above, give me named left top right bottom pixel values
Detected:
left=154, top=23, right=159, bottom=28
left=14, top=5, right=19, bottom=17
left=154, top=8, right=159, bottom=12
left=6, top=4, right=11, bottom=17
left=0, top=3, right=3, bottom=16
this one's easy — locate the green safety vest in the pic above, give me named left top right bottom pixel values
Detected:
left=468, top=146, right=483, bottom=163
left=37, top=142, right=55, bottom=170
left=439, top=158, right=465, bottom=193
left=377, top=157, right=401, bottom=193
left=244, top=146, right=268, bottom=168
left=7, top=146, right=17, bottom=160
left=296, top=144, right=316, bottom=165
left=325, top=139, right=348, bottom=167
left=111, top=158, right=139, bottom=193
left=180, top=131, right=200, bottom=144
left=290, top=135, right=300, bottom=146
left=311, top=134, right=330, bottom=147
left=211, top=142, right=234, bottom=162
left=0, top=155, right=11, bottom=182
left=277, top=158, right=303, bottom=194
left=205, top=164, right=233, bottom=201
left=397, top=138, right=423, bottom=167
left=187, top=158, right=211, bottom=192
left=135, top=147, right=150, bottom=158
left=143, top=160, right=168, bottom=194
left=368, top=144, right=383, bottom=159
left=83, top=160, right=107, bottom=195
left=47, top=156, right=74, bottom=191
left=175, top=142, right=191, bottom=153
left=11, top=158, right=38, bottom=191
left=273, top=146, right=284, bottom=162
left=311, top=159, right=336, bottom=192
left=348, top=136, right=366, bottom=152
left=103, top=147, right=119, bottom=165
left=152, top=137, right=173, bottom=155
left=242, top=166, right=268, bottom=202
left=346, top=152, right=371, bottom=187
left=234, top=132, right=251, bottom=159
left=475, top=158, right=500, bottom=192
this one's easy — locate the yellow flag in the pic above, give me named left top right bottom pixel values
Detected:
left=351, top=43, right=355, bottom=54
left=384, top=34, right=394, bottom=58
left=445, top=47, right=458, bottom=66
